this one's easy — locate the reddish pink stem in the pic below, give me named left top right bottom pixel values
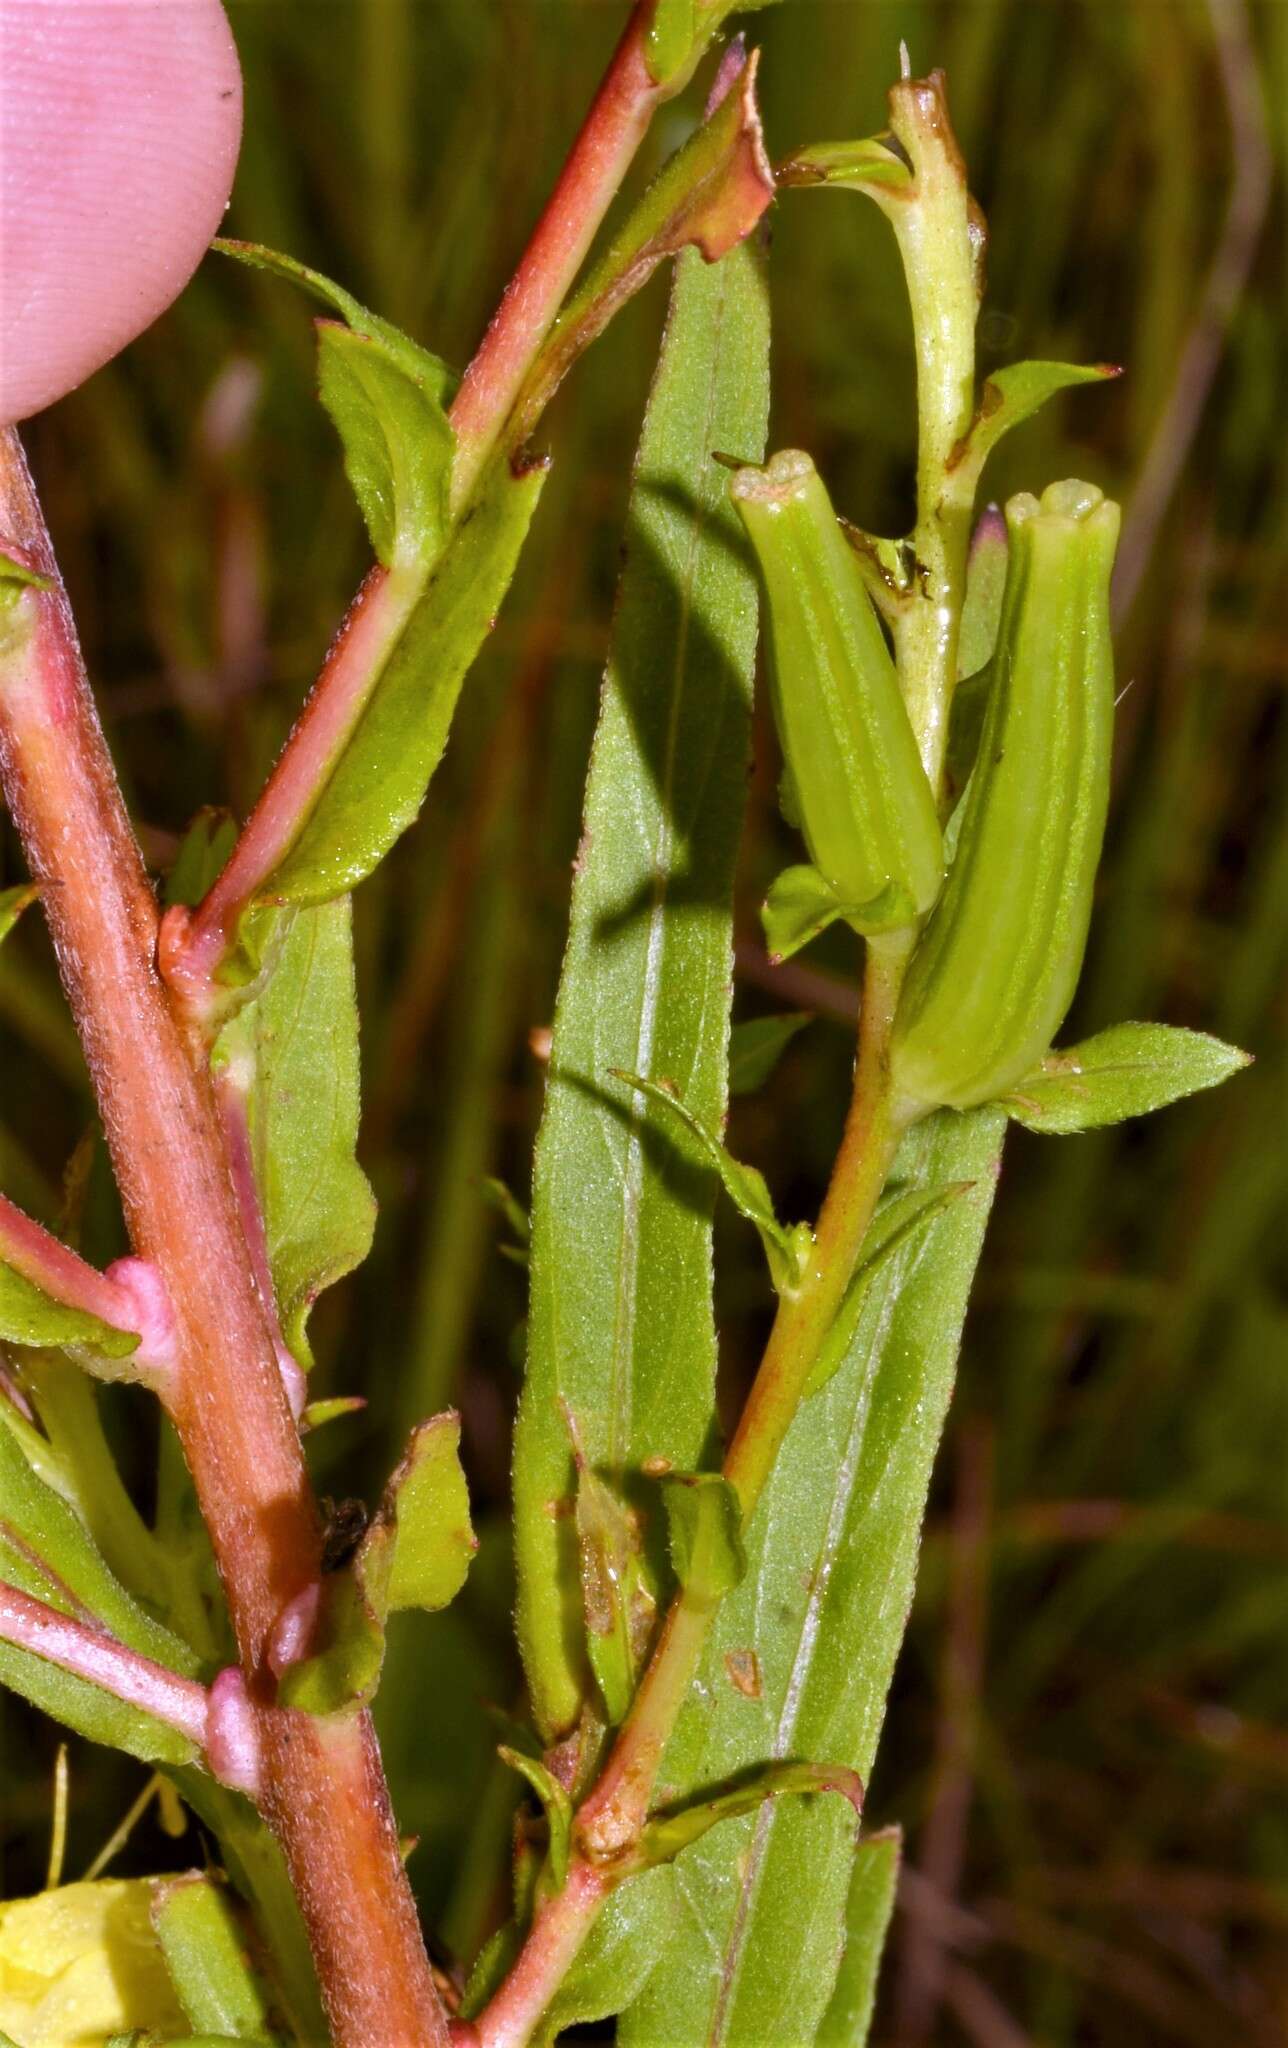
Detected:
left=447, top=4, right=664, bottom=507
left=0, top=431, right=448, bottom=2048
left=473, top=1862, right=609, bottom=2048
left=0, top=1190, right=140, bottom=1334
left=162, top=562, right=417, bottom=1009
left=0, top=1578, right=209, bottom=1748
left=163, top=4, right=672, bottom=1010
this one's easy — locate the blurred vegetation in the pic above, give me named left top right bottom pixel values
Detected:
left=1, top=3, right=1284, bottom=2043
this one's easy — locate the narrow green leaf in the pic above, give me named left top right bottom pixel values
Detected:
left=0, top=880, right=38, bottom=945
left=956, top=506, right=1008, bottom=686
left=631, top=1759, right=862, bottom=1870
left=275, top=1564, right=383, bottom=1717
left=215, top=241, right=454, bottom=398
left=574, top=1453, right=657, bottom=1727
left=151, top=1876, right=274, bottom=2041
left=219, top=899, right=375, bottom=1364
left=497, top=1747, right=574, bottom=1893
left=728, top=1012, right=812, bottom=1095
left=1002, top=1021, right=1252, bottom=1133
left=661, top=1472, right=746, bottom=1608
left=315, top=320, right=454, bottom=569
left=0, top=1413, right=198, bottom=1677
left=369, top=1411, right=476, bottom=1617
left=0, top=548, right=52, bottom=590
left=215, top=243, right=454, bottom=566
left=762, top=862, right=914, bottom=962
left=0, top=1260, right=138, bottom=1361
left=817, top=1831, right=902, bottom=2046
left=165, top=812, right=239, bottom=912
left=264, top=455, right=545, bottom=905
left=280, top=1414, right=473, bottom=1714
left=611, top=1069, right=803, bottom=1293
left=0, top=1645, right=199, bottom=1769
left=802, top=1180, right=975, bottom=1398
left=533, top=1868, right=677, bottom=2046
left=778, top=135, right=915, bottom=193
left=520, top=46, right=772, bottom=442
left=0, top=1406, right=200, bottom=1763
left=621, top=1108, right=1005, bottom=2047
left=513, top=239, right=770, bottom=1741
left=298, top=1395, right=365, bottom=1434
left=951, top=360, right=1121, bottom=498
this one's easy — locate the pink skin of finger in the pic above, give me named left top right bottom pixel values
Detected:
left=0, top=0, right=242, bottom=425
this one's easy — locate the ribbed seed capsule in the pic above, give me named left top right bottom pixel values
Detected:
left=732, top=451, right=943, bottom=929
left=890, top=479, right=1121, bottom=1112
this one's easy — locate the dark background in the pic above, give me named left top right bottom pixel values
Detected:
left=2, top=4, right=1284, bottom=2042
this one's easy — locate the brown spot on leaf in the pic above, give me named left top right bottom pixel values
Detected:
left=725, top=1648, right=762, bottom=1699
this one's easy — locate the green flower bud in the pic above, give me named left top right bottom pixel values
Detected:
left=732, top=451, right=943, bottom=931
left=890, top=479, right=1121, bottom=1112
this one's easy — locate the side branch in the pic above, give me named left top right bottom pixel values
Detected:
left=0, top=1191, right=143, bottom=1336
left=0, top=429, right=448, bottom=2048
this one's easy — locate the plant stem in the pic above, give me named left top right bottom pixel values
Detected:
left=0, top=1190, right=141, bottom=1334
left=164, top=561, right=420, bottom=1010
left=471, top=1862, right=610, bottom=2048
left=473, top=74, right=986, bottom=2040
left=0, top=430, right=448, bottom=2047
left=447, top=3, right=665, bottom=511
left=577, top=940, right=907, bottom=1861
left=0, top=1579, right=210, bottom=1749
left=468, top=948, right=909, bottom=2040
left=170, top=3, right=673, bottom=1007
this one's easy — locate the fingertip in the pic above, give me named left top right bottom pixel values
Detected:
left=0, top=0, right=244, bottom=425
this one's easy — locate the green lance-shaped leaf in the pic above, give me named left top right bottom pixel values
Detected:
left=728, top=1011, right=812, bottom=1095
left=0, top=1408, right=202, bottom=1765
left=151, top=1876, right=275, bottom=2043
left=731, top=450, right=944, bottom=936
left=512, top=239, right=770, bottom=1743
left=621, top=1108, right=1004, bottom=2048
left=956, top=504, right=1008, bottom=686
left=891, top=481, right=1121, bottom=1114
left=515, top=44, right=773, bottom=447
left=497, top=1747, right=574, bottom=1894
left=166, top=811, right=240, bottom=912
left=572, top=1440, right=658, bottom=1728
left=802, top=1179, right=975, bottom=1399
left=215, top=241, right=455, bottom=571
left=0, top=879, right=38, bottom=945
left=627, top=1758, right=862, bottom=1873
left=266, top=452, right=546, bottom=907
left=215, top=898, right=375, bottom=1364
left=645, top=0, right=782, bottom=91
left=1001, top=1021, right=1251, bottom=1134
left=818, top=1831, right=902, bottom=2046
left=660, top=1472, right=746, bottom=1609
left=280, top=1412, right=474, bottom=1714
left=948, top=359, right=1122, bottom=507
left=611, top=1069, right=808, bottom=1293
left=0, top=1260, right=138, bottom=1364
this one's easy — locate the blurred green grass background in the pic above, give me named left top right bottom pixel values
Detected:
left=1, top=3, right=1284, bottom=2041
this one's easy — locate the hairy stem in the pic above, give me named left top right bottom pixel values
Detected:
left=0, top=431, right=447, bottom=2047
left=448, top=3, right=665, bottom=509
left=578, top=940, right=907, bottom=1860
left=0, top=1189, right=141, bottom=1333
left=472, top=73, right=985, bottom=2040
left=470, top=947, right=910, bottom=2043
left=0, top=1579, right=210, bottom=1750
